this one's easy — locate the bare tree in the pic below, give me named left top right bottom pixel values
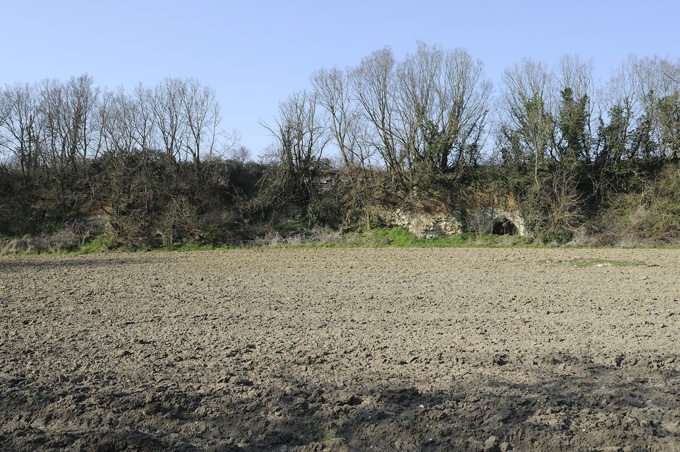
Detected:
left=556, top=55, right=595, bottom=106
left=227, top=145, right=251, bottom=163
left=67, top=74, right=100, bottom=163
left=397, top=43, right=492, bottom=178
left=262, top=89, right=329, bottom=202
left=631, top=56, right=680, bottom=158
left=395, top=43, right=438, bottom=180
left=40, top=78, right=67, bottom=169
left=597, top=58, right=643, bottom=162
left=556, top=54, right=596, bottom=162
left=150, top=78, right=186, bottom=162
left=0, top=83, right=44, bottom=187
left=37, top=75, right=100, bottom=170
left=180, top=78, right=221, bottom=166
left=312, top=66, right=368, bottom=167
left=132, top=83, right=156, bottom=152
left=601, top=56, right=680, bottom=159
left=351, top=47, right=404, bottom=184
left=0, top=91, right=8, bottom=164
left=656, top=91, right=680, bottom=158
left=102, top=88, right=138, bottom=154
left=500, top=59, right=554, bottom=187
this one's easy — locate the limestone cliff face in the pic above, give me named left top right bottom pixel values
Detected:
left=378, top=190, right=527, bottom=238
left=464, top=208, right=526, bottom=236
left=387, top=210, right=465, bottom=239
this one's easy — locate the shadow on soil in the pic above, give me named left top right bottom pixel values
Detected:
left=2, top=355, right=679, bottom=451
left=0, top=254, right=158, bottom=273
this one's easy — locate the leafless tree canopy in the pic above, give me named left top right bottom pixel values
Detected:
left=1, top=48, right=680, bottom=245
left=262, top=90, right=330, bottom=202
left=307, top=44, right=494, bottom=188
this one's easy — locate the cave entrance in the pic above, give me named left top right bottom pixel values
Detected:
left=492, top=218, right=518, bottom=235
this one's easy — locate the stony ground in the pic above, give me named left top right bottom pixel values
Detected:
left=1, top=248, right=679, bottom=451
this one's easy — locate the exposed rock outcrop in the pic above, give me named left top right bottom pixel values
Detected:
left=378, top=189, right=527, bottom=238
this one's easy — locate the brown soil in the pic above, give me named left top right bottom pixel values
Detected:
left=1, top=248, right=679, bottom=451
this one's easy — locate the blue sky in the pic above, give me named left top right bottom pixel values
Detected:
left=2, top=0, right=678, bottom=157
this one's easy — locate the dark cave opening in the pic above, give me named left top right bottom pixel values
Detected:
left=492, top=218, right=518, bottom=235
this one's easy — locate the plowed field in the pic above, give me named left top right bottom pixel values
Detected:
left=1, top=248, right=679, bottom=451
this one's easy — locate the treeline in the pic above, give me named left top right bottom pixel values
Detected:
left=267, top=45, right=680, bottom=240
left=0, top=75, right=266, bottom=247
left=1, top=45, right=680, bottom=249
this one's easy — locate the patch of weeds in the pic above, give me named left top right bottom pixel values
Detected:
left=222, top=221, right=244, bottom=232
left=320, top=433, right=337, bottom=442
left=543, top=258, right=645, bottom=267
left=367, top=227, right=415, bottom=246
left=274, top=223, right=304, bottom=233
left=568, top=258, right=645, bottom=267
left=77, top=236, right=118, bottom=254
left=353, top=228, right=535, bottom=248
left=150, top=243, right=222, bottom=253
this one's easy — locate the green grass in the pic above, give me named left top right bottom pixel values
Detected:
left=5, top=225, right=675, bottom=257
left=145, top=243, right=222, bottom=253
left=568, top=258, right=645, bottom=267
left=274, top=223, right=305, bottom=233
left=74, top=236, right=228, bottom=255
left=252, top=227, right=528, bottom=249
left=358, top=227, right=529, bottom=248
left=368, top=227, right=416, bottom=246
left=138, top=242, right=242, bottom=253
left=77, top=236, right=119, bottom=254
left=544, top=257, right=646, bottom=267
left=243, top=226, right=537, bottom=250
